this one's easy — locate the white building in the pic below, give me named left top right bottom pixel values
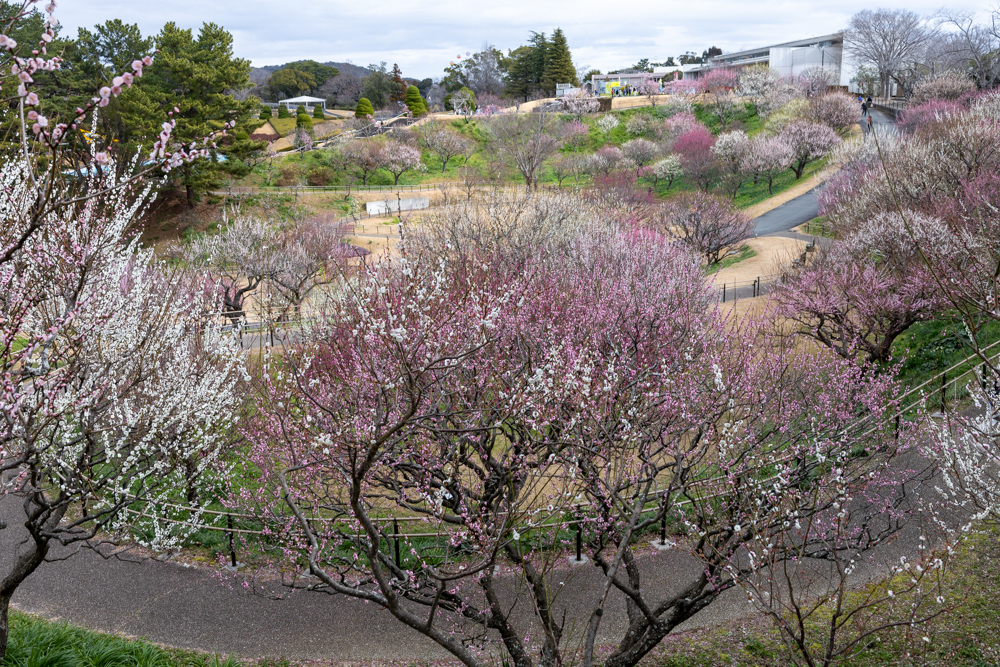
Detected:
left=688, top=33, right=855, bottom=89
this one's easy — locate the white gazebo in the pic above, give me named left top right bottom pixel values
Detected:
left=278, top=95, right=327, bottom=111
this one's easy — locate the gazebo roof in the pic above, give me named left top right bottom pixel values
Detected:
left=279, top=96, right=326, bottom=104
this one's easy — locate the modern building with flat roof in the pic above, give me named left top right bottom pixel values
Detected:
left=589, top=32, right=859, bottom=95
left=687, top=33, right=855, bottom=88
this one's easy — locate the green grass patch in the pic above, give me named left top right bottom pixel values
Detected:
left=640, top=525, right=1000, bottom=667
left=3, top=611, right=244, bottom=667
left=889, top=315, right=1000, bottom=394
left=267, top=117, right=297, bottom=136
left=705, top=245, right=756, bottom=274
left=799, top=215, right=835, bottom=238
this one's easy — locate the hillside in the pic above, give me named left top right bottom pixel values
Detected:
left=251, top=61, right=372, bottom=79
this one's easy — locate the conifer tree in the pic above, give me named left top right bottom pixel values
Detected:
left=313, top=104, right=325, bottom=119
left=355, top=97, right=375, bottom=118
left=141, top=22, right=260, bottom=207
left=404, top=85, right=427, bottom=116
left=544, top=28, right=578, bottom=94
left=390, top=63, right=407, bottom=103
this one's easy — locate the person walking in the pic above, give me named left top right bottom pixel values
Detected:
left=861, top=100, right=868, bottom=117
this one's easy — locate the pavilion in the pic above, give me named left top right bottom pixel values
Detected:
left=277, top=95, right=327, bottom=111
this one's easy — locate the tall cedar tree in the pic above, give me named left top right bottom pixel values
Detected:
left=362, top=62, right=394, bottom=109
left=390, top=63, right=406, bottom=103
left=543, top=28, right=577, bottom=93
left=142, top=22, right=261, bottom=207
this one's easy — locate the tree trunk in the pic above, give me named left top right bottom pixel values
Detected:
left=0, top=593, right=10, bottom=662
left=186, top=183, right=196, bottom=209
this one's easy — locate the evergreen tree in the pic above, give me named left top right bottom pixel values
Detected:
left=312, top=104, right=325, bottom=119
left=140, top=22, right=260, bottom=207
left=296, top=113, right=313, bottom=132
left=361, top=62, right=393, bottom=109
left=278, top=105, right=291, bottom=118
left=295, top=104, right=307, bottom=115
left=390, top=63, right=407, bottom=103
left=543, top=28, right=577, bottom=93
left=527, top=32, right=550, bottom=93
left=355, top=97, right=375, bottom=117
left=403, top=85, right=427, bottom=116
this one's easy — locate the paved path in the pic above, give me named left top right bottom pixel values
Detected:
left=751, top=108, right=895, bottom=239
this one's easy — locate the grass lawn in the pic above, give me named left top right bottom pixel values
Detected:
left=3, top=611, right=245, bottom=667
left=639, top=525, right=1000, bottom=667
left=705, top=245, right=756, bottom=274
left=889, top=315, right=1000, bottom=394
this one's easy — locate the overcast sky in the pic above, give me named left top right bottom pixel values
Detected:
left=55, top=0, right=990, bottom=79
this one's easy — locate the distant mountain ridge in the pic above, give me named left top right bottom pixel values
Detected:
left=251, top=61, right=372, bottom=79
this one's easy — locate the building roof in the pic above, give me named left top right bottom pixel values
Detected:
left=279, top=96, right=326, bottom=104
left=710, top=33, right=844, bottom=63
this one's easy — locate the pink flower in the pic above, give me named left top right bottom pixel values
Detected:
left=98, top=97, right=109, bottom=107
left=110, top=85, right=121, bottom=96
left=121, top=72, right=133, bottom=86
left=142, top=56, right=153, bottom=66
left=40, top=32, right=52, bottom=43
left=36, top=115, right=48, bottom=128
left=45, top=1, right=56, bottom=13
left=0, top=35, right=13, bottom=49
left=112, top=76, right=123, bottom=87
left=25, top=92, right=38, bottom=106
left=27, top=110, right=38, bottom=121
left=16, top=83, right=26, bottom=97
left=131, top=60, right=143, bottom=71
left=31, top=123, right=40, bottom=134
left=99, top=86, right=111, bottom=99
left=93, top=152, right=109, bottom=164
left=18, top=71, right=32, bottom=83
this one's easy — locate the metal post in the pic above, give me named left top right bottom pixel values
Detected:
left=575, top=519, right=582, bottom=562
left=394, top=518, right=401, bottom=569
left=227, top=514, right=237, bottom=568
left=941, top=372, right=947, bottom=412
left=722, top=284, right=726, bottom=302
left=660, top=512, right=667, bottom=546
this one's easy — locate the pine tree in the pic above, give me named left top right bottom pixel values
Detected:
left=312, top=104, right=325, bottom=119
left=403, top=85, right=427, bottom=116
left=141, top=22, right=259, bottom=207
left=543, top=28, right=577, bottom=94
left=355, top=97, right=375, bottom=118
left=278, top=105, right=291, bottom=118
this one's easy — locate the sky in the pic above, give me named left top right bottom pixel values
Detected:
left=55, top=0, right=992, bottom=79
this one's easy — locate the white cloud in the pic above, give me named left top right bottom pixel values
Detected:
left=56, top=0, right=988, bottom=78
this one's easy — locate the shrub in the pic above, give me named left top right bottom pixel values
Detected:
left=295, top=104, right=306, bottom=115
left=260, top=104, right=273, bottom=118
left=312, top=105, right=325, bottom=119
left=277, top=165, right=299, bottom=186
left=910, top=71, right=976, bottom=106
left=296, top=114, right=313, bottom=132
left=355, top=97, right=375, bottom=118
left=278, top=105, right=291, bottom=119
left=404, top=85, right=427, bottom=116
left=898, top=99, right=964, bottom=134
left=307, top=166, right=333, bottom=186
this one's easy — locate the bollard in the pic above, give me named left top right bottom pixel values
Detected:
left=660, top=513, right=667, bottom=546
left=576, top=520, right=582, bottom=562
left=722, top=284, right=726, bottom=303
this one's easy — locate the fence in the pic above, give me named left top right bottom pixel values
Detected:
left=123, top=335, right=1000, bottom=567
left=716, top=274, right=778, bottom=303
left=871, top=97, right=907, bottom=115
left=216, top=183, right=453, bottom=196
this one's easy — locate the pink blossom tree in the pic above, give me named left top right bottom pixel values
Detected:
left=673, top=125, right=718, bottom=190
left=710, top=129, right=752, bottom=197
left=246, top=199, right=927, bottom=667
left=382, top=139, right=425, bottom=184
left=780, top=120, right=840, bottom=179
left=773, top=211, right=950, bottom=363
left=741, top=134, right=793, bottom=194
left=650, top=191, right=754, bottom=264
left=809, top=92, right=861, bottom=133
